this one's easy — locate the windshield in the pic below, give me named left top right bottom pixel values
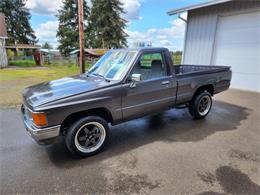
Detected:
left=87, top=50, right=137, bottom=81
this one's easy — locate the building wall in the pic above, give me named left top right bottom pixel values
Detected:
left=0, top=38, right=8, bottom=68
left=183, top=1, right=260, bottom=65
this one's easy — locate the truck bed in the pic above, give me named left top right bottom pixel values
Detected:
left=173, top=64, right=231, bottom=105
left=174, top=65, right=230, bottom=77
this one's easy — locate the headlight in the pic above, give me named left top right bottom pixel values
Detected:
left=31, top=112, right=47, bottom=126
left=22, top=104, right=48, bottom=127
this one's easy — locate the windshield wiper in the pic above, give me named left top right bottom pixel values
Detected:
left=92, top=73, right=110, bottom=82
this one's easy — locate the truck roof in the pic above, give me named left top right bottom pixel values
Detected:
left=111, top=47, right=169, bottom=53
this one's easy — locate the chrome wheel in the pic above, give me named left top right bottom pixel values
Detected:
left=197, top=95, right=211, bottom=116
left=74, top=122, right=106, bottom=153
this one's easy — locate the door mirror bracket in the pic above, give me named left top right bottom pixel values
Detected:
left=130, top=74, right=142, bottom=88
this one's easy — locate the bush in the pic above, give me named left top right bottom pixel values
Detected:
left=9, top=59, right=36, bottom=67
left=7, top=49, right=14, bottom=59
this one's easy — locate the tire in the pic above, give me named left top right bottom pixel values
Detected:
left=65, top=116, right=110, bottom=157
left=189, top=91, right=212, bottom=119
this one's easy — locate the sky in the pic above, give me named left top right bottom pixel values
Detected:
left=26, top=0, right=208, bottom=51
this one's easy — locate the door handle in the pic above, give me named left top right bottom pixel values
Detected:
left=161, top=81, right=169, bottom=85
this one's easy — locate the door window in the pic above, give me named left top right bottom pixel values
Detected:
left=132, top=52, right=166, bottom=81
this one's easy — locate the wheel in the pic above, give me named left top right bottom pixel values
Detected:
left=65, top=116, right=110, bottom=157
left=189, top=91, right=212, bottom=119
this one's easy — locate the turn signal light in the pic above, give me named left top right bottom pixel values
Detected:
left=32, top=113, right=47, bottom=126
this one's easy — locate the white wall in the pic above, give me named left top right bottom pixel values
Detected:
left=183, top=1, right=260, bottom=65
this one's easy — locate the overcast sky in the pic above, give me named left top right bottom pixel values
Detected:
left=26, top=0, right=208, bottom=51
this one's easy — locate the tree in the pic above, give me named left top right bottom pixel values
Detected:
left=57, top=0, right=89, bottom=56
left=0, top=0, right=37, bottom=45
left=42, top=42, right=53, bottom=49
left=87, top=0, right=127, bottom=49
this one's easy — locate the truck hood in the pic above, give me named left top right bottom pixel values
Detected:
left=22, top=74, right=112, bottom=108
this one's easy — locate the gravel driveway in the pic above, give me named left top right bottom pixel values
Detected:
left=0, top=89, right=259, bottom=194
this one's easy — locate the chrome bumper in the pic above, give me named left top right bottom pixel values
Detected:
left=21, top=105, right=60, bottom=145
left=24, top=120, right=60, bottom=144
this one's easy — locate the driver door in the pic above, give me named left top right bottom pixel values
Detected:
left=121, top=51, right=177, bottom=121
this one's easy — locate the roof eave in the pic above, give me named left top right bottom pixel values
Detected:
left=167, top=0, right=232, bottom=15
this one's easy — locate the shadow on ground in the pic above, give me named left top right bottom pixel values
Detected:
left=198, top=166, right=260, bottom=195
left=45, top=100, right=251, bottom=168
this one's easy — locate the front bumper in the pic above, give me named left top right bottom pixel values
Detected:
left=24, top=120, right=60, bottom=145
left=21, top=105, right=60, bottom=145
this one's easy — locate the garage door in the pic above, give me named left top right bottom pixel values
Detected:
left=213, top=11, right=260, bottom=92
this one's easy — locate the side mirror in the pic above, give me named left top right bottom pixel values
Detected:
left=130, top=73, right=142, bottom=88
left=131, top=73, right=142, bottom=82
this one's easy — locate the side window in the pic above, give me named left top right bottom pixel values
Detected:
left=132, top=52, right=166, bottom=81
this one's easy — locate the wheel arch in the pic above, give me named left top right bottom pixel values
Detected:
left=60, top=107, right=113, bottom=133
left=192, top=84, right=214, bottom=100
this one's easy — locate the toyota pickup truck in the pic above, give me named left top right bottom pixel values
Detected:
left=21, top=48, right=231, bottom=157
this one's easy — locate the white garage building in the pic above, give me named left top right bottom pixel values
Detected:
left=168, top=0, right=260, bottom=92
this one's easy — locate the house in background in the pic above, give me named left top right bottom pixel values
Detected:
left=168, top=0, right=260, bottom=92
left=40, top=48, right=61, bottom=64
left=0, top=12, right=8, bottom=68
left=70, top=48, right=107, bottom=65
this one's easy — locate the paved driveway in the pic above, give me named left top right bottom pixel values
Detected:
left=0, top=89, right=259, bottom=194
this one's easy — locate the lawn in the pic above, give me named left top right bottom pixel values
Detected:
left=0, top=64, right=90, bottom=107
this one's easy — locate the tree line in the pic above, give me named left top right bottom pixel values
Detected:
left=0, top=0, right=127, bottom=56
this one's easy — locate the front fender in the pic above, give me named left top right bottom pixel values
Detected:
left=34, top=85, right=124, bottom=127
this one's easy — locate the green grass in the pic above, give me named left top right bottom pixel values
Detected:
left=0, top=66, right=79, bottom=81
left=9, top=59, right=36, bottom=67
left=0, top=64, right=90, bottom=107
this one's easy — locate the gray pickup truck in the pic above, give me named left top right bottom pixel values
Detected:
left=21, top=48, right=231, bottom=156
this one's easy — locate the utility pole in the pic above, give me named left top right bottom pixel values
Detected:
left=78, top=0, right=85, bottom=73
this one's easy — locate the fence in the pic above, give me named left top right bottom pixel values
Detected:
left=7, top=53, right=98, bottom=67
